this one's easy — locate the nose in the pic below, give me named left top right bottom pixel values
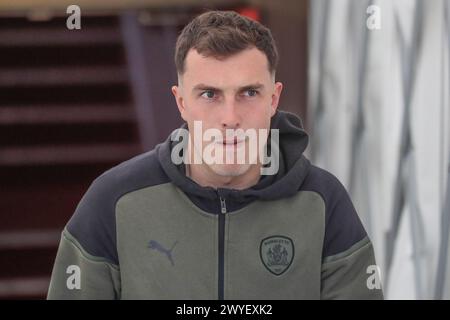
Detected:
left=221, top=99, right=240, bottom=129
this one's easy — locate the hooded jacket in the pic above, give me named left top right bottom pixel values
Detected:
left=47, top=110, right=383, bottom=299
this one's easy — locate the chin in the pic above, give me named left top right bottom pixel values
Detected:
left=209, top=163, right=252, bottom=177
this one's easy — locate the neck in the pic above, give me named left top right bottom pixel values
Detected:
left=186, top=162, right=262, bottom=190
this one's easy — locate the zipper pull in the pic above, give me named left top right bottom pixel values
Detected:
left=219, top=197, right=227, bottom=214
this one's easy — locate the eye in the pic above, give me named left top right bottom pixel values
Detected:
left=200, top=90, right=216, bottom=99
left=243, top=89, right=258, bottom=97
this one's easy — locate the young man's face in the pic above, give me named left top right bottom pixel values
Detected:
left=172, top=47, right=283, bottom=180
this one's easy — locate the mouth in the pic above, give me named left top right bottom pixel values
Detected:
left=218, top=137, right=246, bottom=146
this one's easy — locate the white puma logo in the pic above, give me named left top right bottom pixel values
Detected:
left=148, top=240, right=178, bottom=266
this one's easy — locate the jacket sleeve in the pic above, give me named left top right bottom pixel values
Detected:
left=47, top=172, right=122, bottom=300
left=317, top=171, right=384, bottom=300
left=47, top=229, right=121, bottom=299
left=321, top=236, right=383, bottom=299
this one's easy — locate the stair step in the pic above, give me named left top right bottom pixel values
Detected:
left=0, top=15, right=118, bottom=29
left=0, top=246, right=57, bottom=278
left=0, top=27, right=121, bottom=47
left=0, top=84, right=130, bottom=105
left=0, top=45, right=124, bottom=68
left=0, top=122, right=138, bottom=147
left=0, top=66, right=128, bottom=87
left=0, top=143, right=141, bottom=166
left=0, top=182, right=98, bottom=231
left=0, top=105, right=134, bottom=125
left=0, top=277, right=50, bottom=299
left=0, top=230, right=60, bottom=250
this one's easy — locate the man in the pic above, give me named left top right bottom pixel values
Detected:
left=47, top=10, right=383, bottom=299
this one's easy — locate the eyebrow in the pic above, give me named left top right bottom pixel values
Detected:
left=192, top=83, right=265, bottom=93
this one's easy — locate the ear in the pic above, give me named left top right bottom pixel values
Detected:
left=171, top=85, right=187, bottom=121
left=270, top=82, right=283, bottom=117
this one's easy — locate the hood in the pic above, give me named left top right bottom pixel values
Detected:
left=157, top=110, right=311, bottom=208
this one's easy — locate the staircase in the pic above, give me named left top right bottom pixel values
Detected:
left=0, top=14, right=141, bottom=299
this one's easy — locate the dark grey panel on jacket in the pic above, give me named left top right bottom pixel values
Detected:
left=66, top=147, right=170, bottom=265
left=300, top=165, right=367, bottom=259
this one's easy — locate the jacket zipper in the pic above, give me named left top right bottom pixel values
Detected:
left=218, top=196, right=227, bottom=300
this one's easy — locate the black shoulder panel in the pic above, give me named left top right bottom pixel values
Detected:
left=299, top=165, right=367, bottom=258
left=66, top=147, right=170, bottom=265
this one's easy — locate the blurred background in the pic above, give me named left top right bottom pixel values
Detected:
left=0, top=0, right=448, bottom=299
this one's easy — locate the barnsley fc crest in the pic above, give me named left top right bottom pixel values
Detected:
left=260, top=236, right=294, bottom=275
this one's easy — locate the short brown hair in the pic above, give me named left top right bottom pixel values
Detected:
left=175, top=10, right=279, bottom=76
